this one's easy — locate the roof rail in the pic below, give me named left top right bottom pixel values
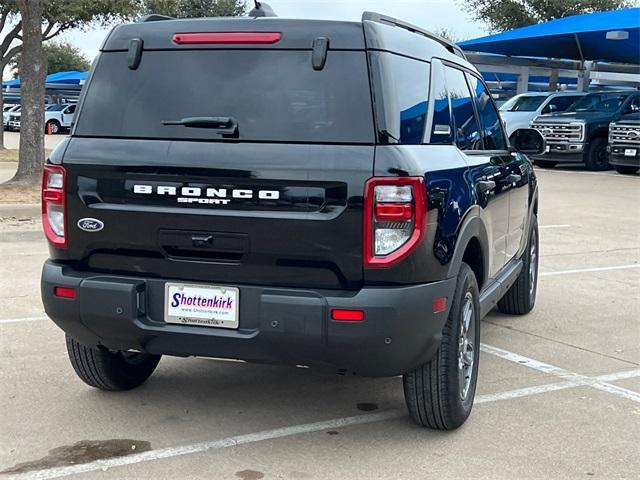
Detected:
left=362, top=11, right=466, bottom=59
left=139, top=14, right=175, bottom=23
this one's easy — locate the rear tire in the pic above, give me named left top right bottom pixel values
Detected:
left=403, top=263, right=480, bottom=430
left=498, top=214, right=539, bottom=315
left=533, top=159, right=557, bottom=169
left=613, top=165, right=638, bottom=175
left=584, top=137, right=609, bottom=171
left=66, top=335, right=161, bottom=391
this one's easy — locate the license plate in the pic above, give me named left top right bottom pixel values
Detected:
left=624, top=149, right=637, bottom=157
left=164, top=283, right=239, bottom=329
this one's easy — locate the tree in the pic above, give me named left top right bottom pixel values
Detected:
left=461, top=0, right=632, bottom=32
left=9, top=0, right=139, bottom=182
left=2, top=0, right=246, bottom=183
left=0, top=0, right=138, bottom=151
left=14, top=0, right=46, bottom=181
left=10, top=41, right=91, bottom=76
left=143, top=0, right=246, bottom=17
left=0, top=1, right=22, bottom=150
left=433, top=27, right=466, bottom=44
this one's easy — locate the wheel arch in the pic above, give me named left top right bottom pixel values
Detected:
left=447, top=214, right=490, bottom=290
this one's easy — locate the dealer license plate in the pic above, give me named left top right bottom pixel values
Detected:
left=624, top=149, right=637, bottom=157
left=164, top=283, right=239, bottom=329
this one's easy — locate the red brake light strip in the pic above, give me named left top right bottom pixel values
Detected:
left=172, top=32, right=281, bottom=45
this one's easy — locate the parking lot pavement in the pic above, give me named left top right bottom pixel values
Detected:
left=1, top=132, right=65, bottom=151
left=1, top=168, right=639, bottom=480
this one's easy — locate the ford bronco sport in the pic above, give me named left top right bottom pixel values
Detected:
left=41, top=11, right=543, bottom=430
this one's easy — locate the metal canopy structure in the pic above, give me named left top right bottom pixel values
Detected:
left=458, top=9, right=640, bottom=95
left=459, top=8, right=640, bottom=64
left=2, top=70, right=88, bottom=89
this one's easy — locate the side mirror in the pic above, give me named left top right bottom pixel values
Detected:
left=509, top=128, right=546, bottom=155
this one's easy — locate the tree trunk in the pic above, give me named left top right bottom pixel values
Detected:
left=0, top=70, right=5, bottom=150
left=13, top=0, right=46, bottom=184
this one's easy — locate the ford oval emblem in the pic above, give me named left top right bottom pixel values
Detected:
left=77, top=218, right=104, bottom=232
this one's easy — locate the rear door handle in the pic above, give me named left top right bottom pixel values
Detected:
left=477, top=180, right=496, bottom=193
left=191, top=234, right=213, bottom=248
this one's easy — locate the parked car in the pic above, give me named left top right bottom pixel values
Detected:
left=3, top=104, right=20, bottom=130
left=531, top=91, right=640, bottom=170
left=45, top=103, right=77, bottom=134
left=6, top=110, right=21, bottom=131
left=500, top=91, right=585, bottom=137
left=41, top=11, right=543, bottom=430
left=608, top=112, right=640, bottom=175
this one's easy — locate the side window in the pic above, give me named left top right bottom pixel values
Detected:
left=544, top=96, right=580, bottom=114
left=65, top=105, right=76, bottom=114
left=428, top=60, right=452, bottom=145
left=466, top=73, right=507, bottom=151
left=443, top=66, right=481, bottom=151
left=370, top=52, right=430, bottom=144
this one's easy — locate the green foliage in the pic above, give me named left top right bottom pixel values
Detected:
left=461, top=0, right=632, bottom=32
left=142, top=0, right=246, bottom=18
left=39, top=0, right=141, bottom=30
left=10, top=42, right=90, bottom=75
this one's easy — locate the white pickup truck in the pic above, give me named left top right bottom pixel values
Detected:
left=45, top=103, right=77, bottom=134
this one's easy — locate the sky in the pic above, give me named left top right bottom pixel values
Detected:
left=56, top=0, right=487, bottom=62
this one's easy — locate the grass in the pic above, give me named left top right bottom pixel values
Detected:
left=0, top=148, right=52, bottom=162
left=0, top=148, right=18, bottom=162
left=0, top=148, right=53, bottom=204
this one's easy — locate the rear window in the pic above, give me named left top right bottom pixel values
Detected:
left=75, top=50, right=374, bottom=144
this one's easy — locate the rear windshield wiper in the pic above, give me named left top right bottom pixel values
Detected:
left=162, top=116, right=238, bottom=136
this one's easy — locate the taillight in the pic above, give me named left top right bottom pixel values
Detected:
left=172, top=32, right=281, bottom=45
left=363, top=177, right=426, bottom=268
left=42, top=164, right=67, bottom=248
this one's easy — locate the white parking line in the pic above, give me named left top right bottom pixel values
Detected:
left=480, top=344, right=640, bottom=404
left=0, top=316, right=47, bottom=325
left=539, top=224, right=571, bottom=229
left=3, top=251, right=50, bottom=257
left=540, top=264, right=640, bottom=277
left=534, top=168, right=639, bottom=178
left=7, top=365, right=640, bottom=480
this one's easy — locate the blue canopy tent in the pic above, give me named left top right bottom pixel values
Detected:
left=459, top=8, right=640, bottom=65
left=3, top=70, right=88, bottom=89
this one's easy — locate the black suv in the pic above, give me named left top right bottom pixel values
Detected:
left=531, top=91, right=640, bottom=171
left=41, top=12, right=543, bottom=430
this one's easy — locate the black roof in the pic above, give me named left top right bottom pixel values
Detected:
left=100, top=12, right=473, bottom=70
left=102, top=17, right=367, bottom=51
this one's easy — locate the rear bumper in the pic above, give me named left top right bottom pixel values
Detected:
left=41, top=261, right=455, bottom=377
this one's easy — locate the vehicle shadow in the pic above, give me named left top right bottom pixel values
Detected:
left=66, top=356, right=410, bottom=438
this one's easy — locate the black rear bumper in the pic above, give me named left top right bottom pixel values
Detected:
left=42, top=261, right=455, bottom=377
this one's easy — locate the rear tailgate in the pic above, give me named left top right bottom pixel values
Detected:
left=52, top=21, right=375, bottom=290
left=59, top=139, right=373, bottom=289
